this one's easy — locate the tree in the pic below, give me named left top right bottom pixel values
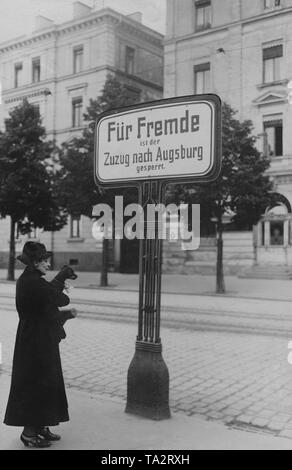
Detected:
left=177, top=102, right=274, bottom=293
left=0, top=99, right=67, bottom=280
left=58, top=74, right=141, bottom=286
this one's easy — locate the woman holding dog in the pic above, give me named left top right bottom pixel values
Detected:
left=4, top=241, right=77, bottom=448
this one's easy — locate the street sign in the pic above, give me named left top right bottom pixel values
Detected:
left=93, top=94, right=222, bottom=420
left=94, top=94, right=221, bottom=187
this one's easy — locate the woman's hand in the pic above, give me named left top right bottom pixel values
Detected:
left=70, top=308, right=78, bottom=318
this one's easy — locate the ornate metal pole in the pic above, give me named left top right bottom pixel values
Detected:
left=125, top=179, right=170, bottom=420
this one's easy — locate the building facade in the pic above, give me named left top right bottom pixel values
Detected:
left=164, top=0, right=292, bottom=271
left=0, top=2, right=163, bottom=271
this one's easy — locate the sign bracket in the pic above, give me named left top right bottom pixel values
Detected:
left=126, top=179, right=170, bottom=419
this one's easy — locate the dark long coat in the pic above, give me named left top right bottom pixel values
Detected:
left=4, top=266, right=73, bottom=427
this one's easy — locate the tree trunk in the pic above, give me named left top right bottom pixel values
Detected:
left=50, top=230, right=55, bottom=270
left=7, top=217, right=16, bottom=281
left=216, top=217, right=225, bottom=294
left=100, top=237, right=109, bottom=287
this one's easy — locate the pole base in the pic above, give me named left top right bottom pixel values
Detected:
left=125, top=341, right=171, bottom=420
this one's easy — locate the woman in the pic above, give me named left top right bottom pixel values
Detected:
left=4, top=241, right=77, bottom=448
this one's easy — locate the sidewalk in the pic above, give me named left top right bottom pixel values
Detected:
left=1, top=374, right=292, bottom=450
left=2, top=274, right=292, bottom=449
left=1, top=269, right=292, bottom=301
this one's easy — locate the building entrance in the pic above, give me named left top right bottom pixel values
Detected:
left=255, top=199, right=292, bottom=266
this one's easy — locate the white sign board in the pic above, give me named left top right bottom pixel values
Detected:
left=95, top=95, right=221, bottom=185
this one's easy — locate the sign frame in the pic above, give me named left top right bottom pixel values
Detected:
left=94, top=93, right=221, bottom=189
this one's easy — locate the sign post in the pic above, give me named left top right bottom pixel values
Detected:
left=94, top=94, right=221, bottom=420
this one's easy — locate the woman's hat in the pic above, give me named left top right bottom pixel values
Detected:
left=17, top=242, right=52, bottom=265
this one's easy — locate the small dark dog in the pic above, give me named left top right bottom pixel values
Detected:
left=51, top=265, right=78, bottom=291
left=51, top=265, right=78, bottom=342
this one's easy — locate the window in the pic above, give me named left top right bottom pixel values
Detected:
left=28, top=227, right=38, bottom=239
left=32, top=104, right=40, bottom=116
left=195, top=0, right=211, bottom=31
left=263, top=119, right=283, bottom=157
left=69, top=259, right=79, bottom=265
left=14, top=62, right=23, bottom=88
left=73, top=46, right=83, bottom=74
left=72, top=97, right=83, bottom=128
left=70, top=216, right=81, bottom=238
left=264, top=0, right=281, bottom=8
left=194, top=62, right=210, bottom=94
left=270, top=221, right=283, bottom=245
left=125, top=85, right=141, bottom=103
left=125, top=46, right=135, bottom=75
left=32, top=57, right=41, bottom=83
left=263, top=44, right=283, bottom=83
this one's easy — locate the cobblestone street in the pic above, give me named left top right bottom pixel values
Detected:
left=2, top=301, right=292, bottom=440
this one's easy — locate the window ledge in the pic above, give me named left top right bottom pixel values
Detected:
left=69, top=126, right=85, bottom=132
left=257, top=79, right=288, bottom=89
left=66, top=82, right=88, bottom=92
left=195, top=24, right=211, bottom=33
left=264, top=6, right=282, bottom=12
left=269, top=155, right=285, bottom=160
left=67, top=237, right=84, bottom=243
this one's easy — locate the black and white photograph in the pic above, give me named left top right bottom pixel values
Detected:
left=1, top=0, right=292, bottom=453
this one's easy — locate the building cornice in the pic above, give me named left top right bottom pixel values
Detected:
left=164, top=24, right=228, bottom=46
left=115, top=69, right=163, bottom=92
left=242, top=6, right=292, bottom=27
left=0, top=8, right=163, bottom=54
left=2, top=65, right=162, bottom=98
left=66, top=82, right=88, bottom=92
left=0, top=31, right=58, bottom=53
left=164, top=6, right=292, bottom=46
left=116, top=18, right=162, bottom=47
left=4, top=88, right=51, bottom=104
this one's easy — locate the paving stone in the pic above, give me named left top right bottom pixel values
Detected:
left=251, top=417, right=270, bottom=427
left=208, top=402, right=228, bottom=412
left=257, top=409, right=278, bottom=419
left=227, top=401, right=249, bottom=411
left=237, top=414, right=254, bottom=424
left=223, top=407, right=244, bottom=417
left=176, top=402, right=194, bottom=412
left=278, top=430, right=292, bottom=439
left=268, top=421, right=286, bottom=431
left=281, top=420, right=292, bottom=430
left=222, top=415, right=236, bottom=424
left=207, top=411, right=224, bottom=420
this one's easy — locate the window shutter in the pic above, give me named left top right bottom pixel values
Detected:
left=195, top=0, right=211, bottom=6
left=263, top=45, right=283, bottom=60
left=264, top=119, right=282, bottom=127
left=194, top=62, right=210, bottom=72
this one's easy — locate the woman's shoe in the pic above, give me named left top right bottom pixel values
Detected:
left=20, top=432, right=51, bottom=448
left=38, top=427, right=61, bottom=441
